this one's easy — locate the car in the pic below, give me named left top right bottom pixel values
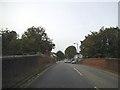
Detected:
left=71, top=58, right=75, bottom=62
left=71, top=60, right=77, bottom=64
left=64, top=60, right=71, bottom=63
left=67, top=60, right=71, bottom=63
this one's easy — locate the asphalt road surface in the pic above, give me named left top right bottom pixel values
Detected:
left=27, top=61, right=118, bottom=88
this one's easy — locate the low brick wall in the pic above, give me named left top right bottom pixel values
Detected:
left=80, top=58, right=119, bottom=73
left=2, top=54, right=55, bottom=88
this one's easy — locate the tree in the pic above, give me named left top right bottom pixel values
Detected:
left=56, top=50, right=65, bottom=61
left=21, top=26, right=55, bottom=54
left=80, top=27, right=119, bottom=58
left=2, top=26, right=55, bottom=55
left=2, top=29, right=19, bottom=55
left=65, top=45, right=76, bottom=59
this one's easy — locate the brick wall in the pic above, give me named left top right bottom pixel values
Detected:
left=2, top=54, right=55, bottom=88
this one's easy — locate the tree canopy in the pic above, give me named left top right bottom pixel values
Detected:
left=2, top=26, right=55, bottom=55
left=2, top=29, right=20, bottom=55
left=56, top=50, right=65, bottom=61
left=80, top=27, right=119, bottom=58
left=65, top=45, right=76, bottom=59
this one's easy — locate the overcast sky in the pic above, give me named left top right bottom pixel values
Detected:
left=0, top=0, right=118, bottom=53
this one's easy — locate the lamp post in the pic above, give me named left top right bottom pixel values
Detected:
left=73, top=42, right=79, bottom=62
left=73, top=43, right=79, bottom=53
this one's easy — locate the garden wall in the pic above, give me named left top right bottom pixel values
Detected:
left=2, top=54, right=55, bottom=88
left=80, top=58, right=119, bottom=73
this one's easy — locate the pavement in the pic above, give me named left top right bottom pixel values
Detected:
left=27, top=61, right=118, bottom=89
left=69, top=63, right=118, bottom=88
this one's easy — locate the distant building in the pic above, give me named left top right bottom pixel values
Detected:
left=51, top=52, right=57, bottom=62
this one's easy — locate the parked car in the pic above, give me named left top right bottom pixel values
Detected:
left=71, top=58, right=75, bottom=62
left=71, top=60, right=77, bottom=64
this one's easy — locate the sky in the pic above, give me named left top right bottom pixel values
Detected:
left=0, top=0, right=118, bottom=53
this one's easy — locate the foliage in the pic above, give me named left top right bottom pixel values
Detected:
left=21, top=26, right=55, bottom=54
left=80, top=27, right=119, bottom=58
left=2, top=29, right=20, bottom=55
left=56, top=50, right=65, bottom=61
left=65, top=45, right=76, bottom=59
left=2, top=26, right=55, bottom=55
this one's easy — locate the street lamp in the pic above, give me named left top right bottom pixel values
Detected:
left=73, top=42, right=79, bottom=62
left=73, top=43, right=79, bottom=53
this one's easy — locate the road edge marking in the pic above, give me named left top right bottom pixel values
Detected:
left=74, top=68, right=83, bottom=76
left=24, top=64, right=56, bottom=88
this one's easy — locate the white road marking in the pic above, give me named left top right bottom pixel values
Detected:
left=74, top=68, right=83, bottom=76
left=94, top=86, right=100, bottom=90
left=24, top=64, right=54, bottom=88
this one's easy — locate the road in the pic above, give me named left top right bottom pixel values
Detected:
left=27, top=61, right=118, bottom=88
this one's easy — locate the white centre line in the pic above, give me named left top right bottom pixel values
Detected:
left=74, top=68, right=83, bottom=76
